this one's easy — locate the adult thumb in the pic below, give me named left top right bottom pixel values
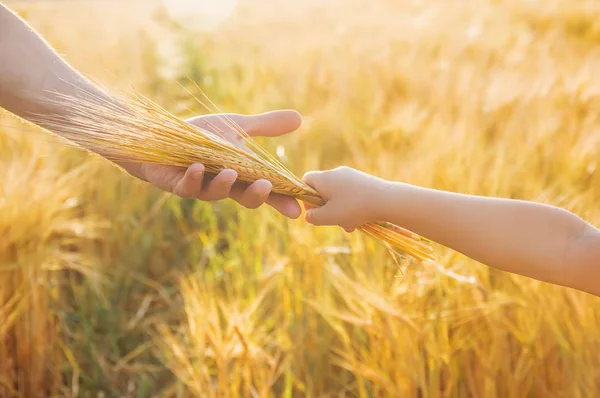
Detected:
left=244, top=110, right=303, bottom=137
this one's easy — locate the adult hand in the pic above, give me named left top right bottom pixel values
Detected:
left=0, top=4, right=302, bottom=218
left=120, top=110, right=303, bottom=219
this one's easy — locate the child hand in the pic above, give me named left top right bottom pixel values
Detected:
left=302, top=166, right=387, bottom=232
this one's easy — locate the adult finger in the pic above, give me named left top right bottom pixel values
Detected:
left=201, top=169, right=238, bottom=201
left=264, top=193, right=302, bottom=219
left=230, top=179, right=272, bottom=209
left=229, top=183, right=301, bottom=218
left=172, top=163, right=206, bottom=198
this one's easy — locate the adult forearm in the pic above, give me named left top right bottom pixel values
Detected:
left=0, top=4, right=106, bottom=120
left=379, top=182, right=595, bottom=291
left=0, top=3, right=144, bottom=175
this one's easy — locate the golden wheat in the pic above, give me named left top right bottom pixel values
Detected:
left=28, top=87, right=436, bottom=263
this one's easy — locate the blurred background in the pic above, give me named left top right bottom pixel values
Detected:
left=2, top=0, right=600, bottom=396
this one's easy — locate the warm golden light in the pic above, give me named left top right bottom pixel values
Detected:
left=161, top=0, right=238, bottom=31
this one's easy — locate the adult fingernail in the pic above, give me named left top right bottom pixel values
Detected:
left=193, top=171, right=204, bottom=180
left=260, top=180, right=272, bottom=193
left=226, top=171, right=238, bottom=183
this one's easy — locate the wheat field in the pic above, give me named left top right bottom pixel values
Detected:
left=1, top=0, right=600, bottom=397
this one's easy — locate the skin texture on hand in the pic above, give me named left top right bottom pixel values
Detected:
left=302, top=166, right=387, bottom=231
left=0, top=3, right=302, bottom=219
left=120, top=110, right=303, bottom=219
left=304, top=166, right=600, bottom=297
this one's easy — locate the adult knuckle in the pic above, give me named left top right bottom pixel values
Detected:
left=242, top=195, right=262, bottom=209
left=212, top=186, right=230, bottom=198
left=172, top=184, right=186, bottom=197
left=177, top=190, right=193, bottom=199
left=201, top=189, right=218, bottom=200
left=218, top=179, right=231, bottom=189
left=215, top=192, right=229, bottom=200
left=196, top=193, right=209, bottom=201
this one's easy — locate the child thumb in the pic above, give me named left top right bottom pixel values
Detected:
left=302, top=171, right=325, bottom=191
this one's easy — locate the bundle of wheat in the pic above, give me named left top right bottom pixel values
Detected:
left=30, top=87, right=435, bottom=263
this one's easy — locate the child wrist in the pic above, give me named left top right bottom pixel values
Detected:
left=368, top=180, right=393, bottom=222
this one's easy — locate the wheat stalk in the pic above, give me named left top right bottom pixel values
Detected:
left=29, top=87, right=436, bottom=263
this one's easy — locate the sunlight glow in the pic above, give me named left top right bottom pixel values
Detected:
left=161, top=0, right=238, bottom=31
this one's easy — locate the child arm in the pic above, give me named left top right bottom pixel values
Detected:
left=303, top=167, right=600, bottom=297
